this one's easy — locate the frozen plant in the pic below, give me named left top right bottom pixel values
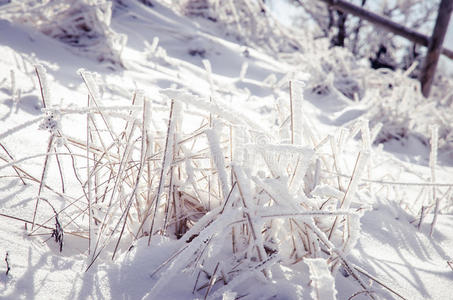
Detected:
left=1, top=0, right=126, bottom=65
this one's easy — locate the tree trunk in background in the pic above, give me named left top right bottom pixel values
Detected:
left=420, top=0, right=453, bottom=97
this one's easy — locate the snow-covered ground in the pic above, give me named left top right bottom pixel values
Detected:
left=0, top=1, right=452, bottom=299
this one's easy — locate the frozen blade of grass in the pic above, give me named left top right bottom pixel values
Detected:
left=342, top=213, right=362, bottom=256
left=0, top=152, right=103, bottom=173
left=112, top=101, right=149, bottom=260
left=10, top=69, right=16, bottom=104
left=329, top=151, right=369, bottom=239
left=149, top=37, right=159, bottom=53
left=1, top=213, right=55, bottom=231
left=360, top=119, right=371, bottom=151
left=86, top=95, right=94, bottom=255
left=120, top=91, right=140, bottom=139
left=370, top=122, right=383, bottom=144
left=144, top=97, right=152, bottom=134
left=289, top=81, right=295, bottom=144
left=80, top=71, right=117, bottom=142
left=31, top=135, right=55, bottom=231
left=314, top=135, right=329, bottom=152
left=54, top=148, right=65, bottom=194
left=80, top=71, right=101, bottom=104
left=346, top=119, right=362, bottom=143
left=289, top=150, right=315, bottom=195
left=148, top=100, right=176, bottom=244
left=203, top=262, right=220, bottom=300
left=311, top=158, right=321, bottom=192
left=202, top=59, right=214, bottom=96
left=430, top=125, right=439, bottom=236
left=232, top=165, right=268, bottom=271
left=340, top=151, right=370, bottom=209
left=35, top=64, right=51, bottom=108
left=321, top=170, right=453, bottom=187
left=31, top=63, right=58, bottom=231
left=305, top=258, right=337, bottom=300
left=89, top=120, right=137, bottom=265
left=258, top=209, right=357, bottom=219
left=140, top=97, right=154, bottom=223
left=289, top=80, right=305, bottom=145
left=180, top=143, right=204, bottom=209
left=330, top=135, right=343, bottom=191
left=162, top=100, right=183, bottom=231
left=239, top=62, right=248, bottom=81
left=206, top=128, right=230, bottom=203
left=84, top=113, right=117, bottom=175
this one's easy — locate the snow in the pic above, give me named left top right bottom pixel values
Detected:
left=305, top=258, right=337, bottom=300
left=0, top=1, right=452, bottom=299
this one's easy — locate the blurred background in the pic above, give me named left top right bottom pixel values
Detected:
left=265, top=0, right=453, bottom=76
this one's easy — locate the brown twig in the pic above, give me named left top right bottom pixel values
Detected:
left=31, top=135, right=55, bottom=231
left=204, top=262, right=220, bottom=300
left=0, top=142, right=26, bottom=185
left=148, top=100, right=175, bottom=245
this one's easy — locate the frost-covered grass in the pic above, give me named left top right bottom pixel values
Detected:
left=2, top=62, right=450, bottom=299
left=5, top=64, right=375, bottom=296
left=0, top=1, right=453, bottom=299
left=0, top=0, right=126, bottom=65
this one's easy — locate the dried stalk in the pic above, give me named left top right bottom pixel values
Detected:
left=148, top=100, right=175, bottom=244
left=31, top=135, right=55, bottom=231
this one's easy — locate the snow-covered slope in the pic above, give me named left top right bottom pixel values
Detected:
left=0, top=1, right=452, bottom=299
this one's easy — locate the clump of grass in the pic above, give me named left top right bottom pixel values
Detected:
left=1, top=68, right=445, bottom=300
left=2, top=0, right=125, bottom=66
